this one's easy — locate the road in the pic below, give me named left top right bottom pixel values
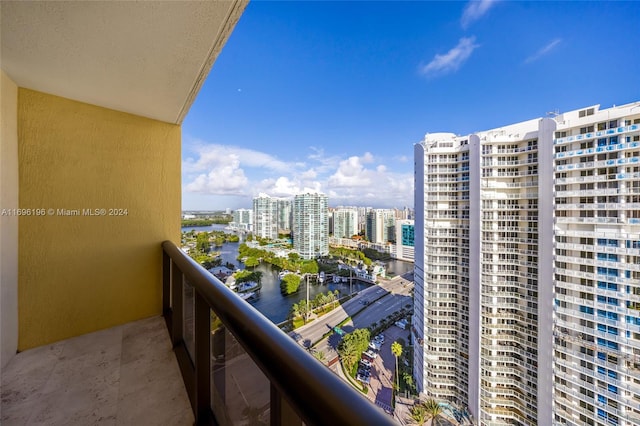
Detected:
left=290, top=272, right=414, bottom=350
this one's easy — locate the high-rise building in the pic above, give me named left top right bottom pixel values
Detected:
left=230, top=208, right=253, bottom=232
left=366, top=209, right=395, bottom=244
left=293, top=193, right=329, bottom=260
left=332, top=207, right=359, bottom=239
left=395, top=219, right=415, bottom=262
left=253, top=193, right=278, bottom=239
left=277, top=199, right=293, bottom=233
left=414, top=101, right=640, bottom=426
left=552, top=104, right=640, bottom=426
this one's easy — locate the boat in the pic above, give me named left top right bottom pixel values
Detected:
left=278, top=270, right=291, bottom=279
left=318, top=271, right=325, bottom=283
left=236, top=281, right=260, bottom=293
left=239, top=292, right=254, bottom=301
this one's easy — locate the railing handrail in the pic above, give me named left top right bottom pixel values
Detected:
left=162, top=240, right=397, bottom=426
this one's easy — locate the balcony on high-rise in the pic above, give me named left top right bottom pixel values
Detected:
left=0, top=3, right=396, bottom=425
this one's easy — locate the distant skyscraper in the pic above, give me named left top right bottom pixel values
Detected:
left=253, top=194, right=278, bottom=239
left=414, top=101, right=640, bottom=426
left=366, top=209, right=395, bottom=244
left=276, top=199, right=293, bottom=233
left=395, top=219, right=414, bottom=262
left=293, top=193, right=329, bottom=259
left=230, top=208, right=252, bottom=232
left=332, top=207, right=359, bottom=239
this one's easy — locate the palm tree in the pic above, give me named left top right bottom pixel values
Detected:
left=391, top=341, right=403, bottom=393
left=422, top=399, right=442, bottom=425
left=408, top=403, right=427, bottom=425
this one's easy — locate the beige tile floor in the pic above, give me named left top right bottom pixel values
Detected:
left=1, top=316, right=193, bottom=426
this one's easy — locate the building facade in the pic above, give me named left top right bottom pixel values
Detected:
left=395, top=219, right=415, bottom=262
left=253, top=194, right=278, bottom=239
left=293, top=193, right=329, bottom=260
left=230, top=208, right=253, bottom=232
left=332, top=207, right=359, bottom=239
left=414, top=102, right=640, bottom=426
left=366, top=208, right=396, bottom=244
left=277, top=199, right=293, bottom=233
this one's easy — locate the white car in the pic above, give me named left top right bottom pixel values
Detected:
left=360, top=358, right=372, bottom=368
left=364, top=349, right=378, bottom=359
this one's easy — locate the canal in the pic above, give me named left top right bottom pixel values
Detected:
left=182, top=225, right=413, bottom=324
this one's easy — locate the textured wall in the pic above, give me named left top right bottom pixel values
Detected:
left=17, top=89, right=180, bottom=350
left=1, top=70, right=19, bottom=367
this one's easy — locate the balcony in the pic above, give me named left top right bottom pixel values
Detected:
left=1, top=242, right=397, bottom=425
left=0, top=3, right=395, bottom=426
left=1, top=316, right=193, bottom=425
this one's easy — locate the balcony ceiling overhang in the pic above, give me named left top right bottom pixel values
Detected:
left=1, top=1, right=247, bottom=124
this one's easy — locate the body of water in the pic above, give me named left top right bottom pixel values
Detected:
left=181, top=226, right=414, bottom=324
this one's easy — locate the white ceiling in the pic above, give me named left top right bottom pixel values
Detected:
left=1, top=1, right=247, bottom=124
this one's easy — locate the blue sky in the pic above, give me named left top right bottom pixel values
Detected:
left=182, top=0, right=640, bottom=211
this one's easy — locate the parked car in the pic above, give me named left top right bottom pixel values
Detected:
left=363, top=349, right=378, bottom=359
left=360, top=358, right=372, bottom=368
left=369, top=341, right=381, bottom=351
left=374, top=334, right=385, bottom=344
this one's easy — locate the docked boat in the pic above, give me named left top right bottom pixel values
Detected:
left=239, top=292, right=255, bottom=301
left=236, top=281, right=260, bottom=293
left=278, top=270, right=291, bottom=279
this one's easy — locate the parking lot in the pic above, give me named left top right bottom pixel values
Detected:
left=357, top=324, right=411, bottom=413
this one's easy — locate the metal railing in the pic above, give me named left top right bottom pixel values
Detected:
left=162, top=240, right=397, bottom=426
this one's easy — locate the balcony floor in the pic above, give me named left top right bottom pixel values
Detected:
left=1, top=316, right=193, bottom=425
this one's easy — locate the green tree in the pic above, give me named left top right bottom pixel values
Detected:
left=280, top=274, right=301, bottom=295
left=391, top=341, right=403, bottom=394
left=288, top=252, right=300, bottom=262
left=423, top=399, right=442, bottom=425
left=408, top=403, right=427, bottom=426
left=196, top=232, right=210, bottom=253
left=312, top=350, right=325, bottom=362
left=244, top=256, right=259, bottom=269
left=338, top=335, right=359, bottom=373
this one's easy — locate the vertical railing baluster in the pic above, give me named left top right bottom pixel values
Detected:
left=162, top=250, right=171, bottom=328
left=270, top=383, right=303, bottom=426
left=171, top=260, right=184, bottom=346
left=195, top=291, right=212, bottom=424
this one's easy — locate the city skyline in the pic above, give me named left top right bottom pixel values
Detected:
left=181, top=1, right=640, bottom=211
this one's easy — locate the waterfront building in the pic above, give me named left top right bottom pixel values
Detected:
left=552, top=104, right=640, bottom=426
left=414, top=101, right=640, bottom=426
left=293, top=193, right=329, bottom=259
left=395, top=219, right=415, bottom=262
left=230, top=208, right=253, bottom=232
left=277, top=198, right=293, bottom=233
left=366, top=209, right=396, bottom=244
left=332, top=207, right=359, bottom=239
left=253, top=193, right=278, bottom=239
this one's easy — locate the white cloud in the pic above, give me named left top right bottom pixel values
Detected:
left=328, top=155, right=375, bottom=188
left=184, top=154, right=248, bottom=195
left=524, top=38, right=562, bottom=64
left=183, top=144, right=414, bottom=208
left=461, top=0, right=497, bottom=29
left=184, top=143, right=296, bottom=174
left=420, top=37, right=479, bottom=77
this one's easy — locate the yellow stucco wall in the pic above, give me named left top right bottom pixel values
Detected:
left=17, top=88, right=181, bottom=350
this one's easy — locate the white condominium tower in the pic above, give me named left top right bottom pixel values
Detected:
left=332, top=207, right=359, bottom=239
left=552, top=104, right=640, bottom=426
left=253, top=193, right=278, bottom=239
left=293, top=193, right=329, bottom=259
left=230, top=208, right=253, bottom=232
left=277, top=198, right=293, bottom=233
left=366, top=208, right=396, bottom=244
left=414, top=101, right=640, bottom=426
